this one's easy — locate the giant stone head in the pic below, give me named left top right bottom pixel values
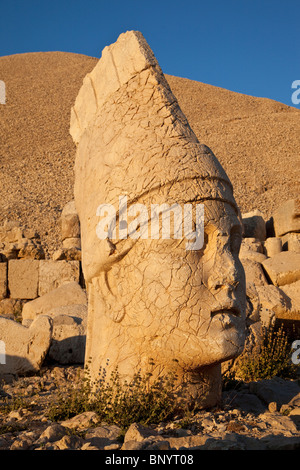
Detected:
left=70, top=31, right=246, bottom=408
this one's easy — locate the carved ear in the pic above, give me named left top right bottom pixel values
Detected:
left=92, top=269, right=126, bottom=323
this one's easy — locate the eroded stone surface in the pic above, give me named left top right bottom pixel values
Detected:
left=71, top=31, right=246, bottom=408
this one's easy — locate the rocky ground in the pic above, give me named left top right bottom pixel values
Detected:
left=1, top=364, right=300, bottom=450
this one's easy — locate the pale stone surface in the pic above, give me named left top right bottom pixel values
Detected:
left=71, top=31, right=246, bottom=408
left=264, top=237, right=282, bottom=258
left=242, top=258, right=268, bottom=288
left=281, top=232, right=300, bottom=253
left=46, top=304, right=87, bottom=364
left=280, top=280, right=300, bottom=315
left=62, top=237, right=81, bottom=250
left=255, top=284, right=292, bottom=326
left=22, top=281, right=87, bottom=321
left=61, top=200, right=80, bottom=240
left=38, top=260, right=80, bottom=296
left=0, top=262, right=7, bottom=300
left=8, top=259, right=39, bottom=299
left=242, top=210, right=266, bottom=241
left=0, top=315, right=52, bottom=375
left=262, top=252, right=300, bottom=286
left=273, top=198, right=300, bottom=237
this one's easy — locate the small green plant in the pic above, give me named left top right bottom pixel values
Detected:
left=47, top=360, right=186, bottom=431
left=231, top=324, right=299, bottom=382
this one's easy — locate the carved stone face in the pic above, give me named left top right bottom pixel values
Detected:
left=101, top=198, right=246, bottom=374
left=71, top=30, right=247, bottom=406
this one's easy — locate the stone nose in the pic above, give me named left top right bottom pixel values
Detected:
left=206, top=251, right=239, bottom=293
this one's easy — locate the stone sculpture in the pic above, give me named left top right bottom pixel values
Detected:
left=70, top=31, right=246, bottom=408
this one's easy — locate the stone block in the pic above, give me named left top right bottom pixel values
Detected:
left=38, top=260, right=80, bottom=297
left=262, top=252, right=300, bottom=287
left=0, top=315, right=52, bottom=375
left=0, top=262, right=7, bottom=300
left=280, top=280, right=300, bottom=315
left=281, top=233, right=300, bottom=253
left=22, top=281, right=87, bottom=321
left=242, top=210, right=266, bottom=241
left=273, top=198, right=300, bottom=237
left=8, top=259, right=39, bottom=299
left=264, top=237, right=282, bottom=258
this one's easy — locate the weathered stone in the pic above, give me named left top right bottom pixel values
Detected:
left=264, top=237, right=282, bottom=258
left=281, top=232, right=300, bottom=253
left=62, top=237, right=81, bottom=250
left=124, top=423, right=158, bottom=443
left=0, top=315, right=52, bottom=375
left=52, top=247, right=81, bottom=261
left=280, top=280, right=300, bottom=315
left=61, top=200, right=80, bottom=240
left=46, top=304, right=87, bottom=364
left=255, top=284, right=292, bottom=326
left=8, top=259, right=39, bottom=299
left=242, top=258, right=268, bottom=289
left=262, top=252, right=300, bottom=286
left=62, top=412, right=99, bottom=431
left=36, top=424, right=67, bottom=444
left=71, top=31, right=246, bottom=409
left=249, top=377, right=300, bottom=407
left=38, top=260, right=80, bottom=296
left=85, top=424, right=122, bottom=449
left=22, top=281, right=87, bottom=321
left=0, top=262, right=7, bottom=300
left=0, top=298, right=24, bottom=318
left=242, top=210, right=266, bottom=241
left=17, top=238, right=45, bottom=260
left=273, top=198, right=300, bottom=237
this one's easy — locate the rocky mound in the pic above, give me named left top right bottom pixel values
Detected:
left=0, top=51, right=299, bottom=256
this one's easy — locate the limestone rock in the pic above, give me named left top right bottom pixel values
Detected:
left=46, top=304, right=87, bottom=364
left=262, top=252, right=300, bottom=286
left=38, top=260, right=80, bottom=296
left=281, top=232, right=300, bottom=253
left=242, top=258, right=268, bottom=289
left=264, top=237, right=282, bottom=258
left=22, top=281, right=87, bottom=321
left=280, top=280, right=300, bottom=315
left=61, top=200, right=80, bottom=240
left=273, top=198, right=300, bottom=237
left=0, top=315, right=52, bottom=375
left=255, top=284, right=292, bottom=326
left=8, top=259, right=39, bottom=299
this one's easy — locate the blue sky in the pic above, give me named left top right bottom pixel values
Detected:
left=0, top=0, right=299, bottom=107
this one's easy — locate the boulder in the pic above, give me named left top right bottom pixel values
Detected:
left=273, top=198, right=300, bottom=237
left=262, top=252, right=300, bottom=286
left=0, top=315, right=52, bottom=375
left=22, top=281, right=87, bottom=321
